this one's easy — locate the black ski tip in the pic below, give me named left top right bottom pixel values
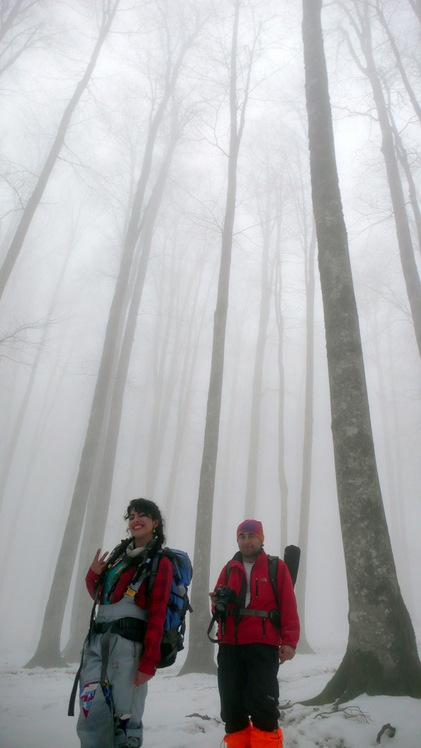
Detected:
left=283, top=545, right=301, bottom=587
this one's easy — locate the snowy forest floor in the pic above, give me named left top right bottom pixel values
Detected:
left=1, top=650, right=420, bottom=747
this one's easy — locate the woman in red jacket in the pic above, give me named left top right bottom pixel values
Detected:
left=77, top=498, right=173, bottom=748
left=210, top=520, right=300, bottom=748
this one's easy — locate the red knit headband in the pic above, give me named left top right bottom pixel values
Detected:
left=236, top=519, right=264, bottom=543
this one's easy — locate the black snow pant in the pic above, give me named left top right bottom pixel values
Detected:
left=217, top=643, right=280, bottom=734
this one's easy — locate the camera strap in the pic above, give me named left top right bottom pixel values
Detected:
left=207, top=613, right=220, bottom=643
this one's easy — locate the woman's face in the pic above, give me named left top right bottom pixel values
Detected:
left=128, top=508, right=159, bottom=547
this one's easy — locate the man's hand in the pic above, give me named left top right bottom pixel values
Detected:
left=209, top=591, right=218, bottom=606
left=90, top=548, right=108, bottom=576
left=134, top=671, right=153, bottom=686
left=278, top=644, right=295, bottom=664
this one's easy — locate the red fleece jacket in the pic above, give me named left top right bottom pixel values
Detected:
left=86, top=554, right=173, bottom=676
left=213, top=550, right=300, bottom=649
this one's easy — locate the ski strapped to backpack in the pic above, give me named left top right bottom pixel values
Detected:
left=207, top=545, right=300, bottom=642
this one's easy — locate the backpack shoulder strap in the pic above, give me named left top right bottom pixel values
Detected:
left=267, top=555, right=279, bottom=607
left=224, top=550, right=242, bottom=583
left=145, top=548, right=165, bottom=601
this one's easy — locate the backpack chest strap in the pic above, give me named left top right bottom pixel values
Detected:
left=233, top=607, right=281, bottom=628
left=236, top=608, right=270, bottom=617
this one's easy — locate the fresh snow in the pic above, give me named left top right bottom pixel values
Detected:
left=1, top=651, right=420, bottom=747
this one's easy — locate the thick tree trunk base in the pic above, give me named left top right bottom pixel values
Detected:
left=178, top=646, right=217, bottom=676
left=303, top=646, right=421, bottom=705
left=61, top=638, right=84, bottom=664
left=296, top=635, right=315, bottom=655
left=24, top=646, right=68, bottom=669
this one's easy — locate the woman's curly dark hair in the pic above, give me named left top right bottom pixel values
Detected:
left=124, top=498, right=166, bottom=548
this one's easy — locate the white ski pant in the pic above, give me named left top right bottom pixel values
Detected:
left=77, top=631, right=147, bottom=748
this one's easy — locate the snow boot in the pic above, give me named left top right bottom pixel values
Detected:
left=249, top=725, right=283, bottom=747
left=223, top=724, right=252, bottom=747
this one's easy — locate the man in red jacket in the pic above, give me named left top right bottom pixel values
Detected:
left=210, top=520, right=300, bottom=748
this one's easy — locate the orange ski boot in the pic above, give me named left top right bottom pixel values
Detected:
left=223, top=723, right=252, bottom=747
left=249, top=725, right=283, bottom=747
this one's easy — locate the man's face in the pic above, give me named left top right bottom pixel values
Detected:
left=237, top=532, right=263, bottom=561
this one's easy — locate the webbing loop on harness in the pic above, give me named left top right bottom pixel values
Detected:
left=92, top=615, right=147, bottom=641
left=236, top=608, right=281, bottom=628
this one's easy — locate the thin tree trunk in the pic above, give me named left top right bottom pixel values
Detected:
left=25, top=57, right=187, bottom=668
left=0, top=0, right=120, bottom=299
left=408, top=0, right=421, bottom=25
left=180, top=0, right=249, bottom=674
left=273, top=206, right=289, bottom=552
left=0, top=239, right=74, bottom=505
left=375, top=3, right=421, bottom=126
left=295, top=226, right=316, bottom=655
left=144, top=251, right=181, bottom=493
left=302, top=0, right=421, bottom=701
left=163, top=263, right=214, bottom=518
left=389, top=116, right=421, bottom=255
left=342, top=0, right=421, bottom=358
left=244, top=209, right=274, bottom=516
left=62, top=118, right=180, bottom=661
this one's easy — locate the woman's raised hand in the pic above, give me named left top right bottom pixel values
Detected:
left=90, top=548, right=108, bottom=576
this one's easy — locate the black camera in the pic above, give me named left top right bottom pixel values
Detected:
left=213, top=585, right=238, bottom=619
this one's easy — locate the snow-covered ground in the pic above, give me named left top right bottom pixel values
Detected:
left=1, top=651, right=420, bottom=747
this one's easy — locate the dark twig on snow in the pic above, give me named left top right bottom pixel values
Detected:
left=315, top=705, right=372, bottom=723
left=376, top=723, right=396, bottom=743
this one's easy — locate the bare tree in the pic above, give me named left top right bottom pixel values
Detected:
left=388, top=112, right=421, bottom=255
left=181, top=0, right=255, bottom=674
left=62, top=109, right=182, bottom=661
left=244, top=179, right=276, bottom=517
left=295, top=224, right=316, bottom=655
left=408, top=0, right=421, bottom=25
left=339, top=0, right=421, bottom=359
left=273, top=193, right=289, bottom=552
left=0, top=0, right=121, bottom=300
left=375, top=2, right=421, bottom=125
left=25, top=28, right=195, bottom=667
left=0, top=0, right=49, bottom=77
left=302, top=0, right=421, bottom=701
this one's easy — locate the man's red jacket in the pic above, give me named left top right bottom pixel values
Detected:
left=213, top=550, right=300, bottom=649
left=86, top=555, right=173, bottom=676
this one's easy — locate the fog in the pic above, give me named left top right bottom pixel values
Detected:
left=0, top=0, right=420, bottom=669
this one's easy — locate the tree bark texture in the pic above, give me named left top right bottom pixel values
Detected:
left=302, top=0, right=421, bottom=701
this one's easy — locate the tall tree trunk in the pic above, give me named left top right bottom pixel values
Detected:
left=342, top=0, right=421, bottom=358
left=61, top=118, right=180, bottom=661
left=0, top=241, right=74, bottom=506
left=25, top=55, right=188, bottom=668
left=295, top=226, right=316, bottom=655
left=375, top=3, right=421, bottom=125
left=163, top=255, right=214, bottom=516
left=389, top=116, right=421, bottom=255
left=0, top=0, right=120, bottom=299
left=143, top=252, right=181, bottom=493
left=180, top=0, right=249, bottom=674
left=273, top=204, right=289, bottom=552
left=244, top=208, right=274, bottom=516
left=302, top=0, right=421, bottom=701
